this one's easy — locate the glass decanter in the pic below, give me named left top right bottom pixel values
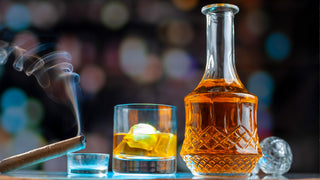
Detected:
left=180, top=4, right=262, bottom=176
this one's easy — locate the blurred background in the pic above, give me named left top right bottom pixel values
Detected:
left=0, top=0, right=318, bottom=173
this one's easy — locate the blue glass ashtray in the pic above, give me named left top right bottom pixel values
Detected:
left=67, top=153, right=109, bottom=177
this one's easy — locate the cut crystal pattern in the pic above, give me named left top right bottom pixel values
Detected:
left=183, top=154, right=259, bottom=174
left=181, top=125, right=260, bottom=154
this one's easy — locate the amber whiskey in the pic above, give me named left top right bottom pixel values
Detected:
left=181, top=79, right=261, bottom=175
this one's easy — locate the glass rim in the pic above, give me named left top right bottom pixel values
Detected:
left=114, top=103, right=176, bottom=110
left=68, top=153, right=110, bottom=157
left=201, top=3, right=239, bottom=15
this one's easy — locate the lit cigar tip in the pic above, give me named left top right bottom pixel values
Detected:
left=80, top=135, right=86, bottom=143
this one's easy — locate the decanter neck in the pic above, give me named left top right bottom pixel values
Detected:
left=202, top=4, right=241, bottom=84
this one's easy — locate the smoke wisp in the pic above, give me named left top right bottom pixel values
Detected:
left=0, top=40, right=82, bottom=136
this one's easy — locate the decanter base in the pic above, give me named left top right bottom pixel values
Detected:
left=182, top=154, right=260, bottom=177
left=192, top=172, right=248, bottom=179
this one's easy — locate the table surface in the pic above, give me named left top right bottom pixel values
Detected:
left=0, top=171, right=319, bottom=180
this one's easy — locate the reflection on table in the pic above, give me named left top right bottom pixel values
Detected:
left=2, top=171, right=320, bottom=180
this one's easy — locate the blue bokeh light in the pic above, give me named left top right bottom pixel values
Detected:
left=119, top=36, right=147, bottom=77
left=1, top=87, right=27, bottom=110
left=265, top=32, right=291, bottom=61
left=1, top=107, right=28, bottom=134
left=25, top=98, right=44, bottom=128
left=12, top=129, right=45, bottom=155
left=248, top=71, right=275, bottom=106
left=163, top=49, right=195, bottom=80
left=5, top=4, right=31, bottom=31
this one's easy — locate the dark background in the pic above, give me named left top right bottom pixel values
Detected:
left=0, top=0, right=318, bottom=173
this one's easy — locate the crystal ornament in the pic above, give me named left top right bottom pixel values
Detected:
left=259, top=136, right=292, bottom=175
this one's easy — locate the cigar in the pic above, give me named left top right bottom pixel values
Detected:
left=0, top=135, right=86, bottom=173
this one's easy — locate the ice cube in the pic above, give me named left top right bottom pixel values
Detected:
left=259, top=136, right=292, bottom=175
left=128, top=123, right=156, bottom=135
left=114, top=141, right=147, bottom=156
left=152, top=133, right=176, bottom=157
left=125, top=123, right=158, bottom=151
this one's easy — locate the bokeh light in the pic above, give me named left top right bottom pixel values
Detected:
left=137, top=0, right=176, bottom=24
left=0, top=125, right=11, bottom=143
left=172, top=0, right=199, bottom=11
left=135, top=54, right=163, bottom=84
left=0, top=145, right=11, bottom=160
left=0, top=133, right=11, bottom=160
left=12, top=129, right=45, bottom=155
left=248, top=71, right=275, bottom=106
left=245, top=10, right=269, bottom=36
left=80, top=64, right=106, bottom=94
left=12, top=31, right=39, bottom=53
left=1, top=106, right=28, bottom=134
left=57, top=35, right=82, bottom=69
left=119, top=36, right=147, bottom=78
left=25, top=98, right=44, bottom=128
left=101, top=1, right=129, bottom=30
left=5, top=4, right=31, bottom=31
left=1, top=87, right=27, bottom=110
left=265, top=32, right=291, bottom=61
left=29, top=1, right=59, bottom=29
left=163, top=48, right=194, bottom=80
left=158, top=19, right=194, bottom=47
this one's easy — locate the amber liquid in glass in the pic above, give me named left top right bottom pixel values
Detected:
left=113, top=133, right=176, bottom=158
left=113, top=132, right=176, bottom=174
left=181, top=79, right=262, bottom=175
